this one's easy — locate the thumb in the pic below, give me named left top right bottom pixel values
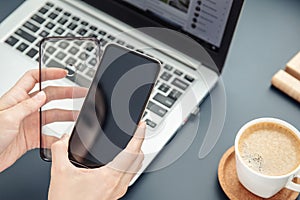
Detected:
left=51, top=134, right=71, bottom=168
left=8, top=91, right=46, bottom=121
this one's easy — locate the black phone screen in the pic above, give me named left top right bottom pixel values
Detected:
left=68, top=44, right=160, bottom=167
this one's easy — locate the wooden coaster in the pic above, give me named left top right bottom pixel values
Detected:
left=218, top=146, right=300, bottom=200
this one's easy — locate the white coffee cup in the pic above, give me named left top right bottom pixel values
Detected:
left=234, top=118, right=300, bottom=198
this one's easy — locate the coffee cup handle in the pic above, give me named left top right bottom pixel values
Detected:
left=285, top=172, right=300, bottom=192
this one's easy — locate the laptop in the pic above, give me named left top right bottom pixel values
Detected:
left=0, top=0, right=243, bottom=184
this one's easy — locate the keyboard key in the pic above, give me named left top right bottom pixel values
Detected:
left=72, top=16, right=79, bottom=21
left=171, top=78, right=189, bottom=90
left=145, top=119, right=156, bottom=128
left=136, top=49, right=144, bottom=54
left=58, top=41, right=69, bottom=49
left=55, top=27, right=65, bottom=35
left=46, top=46, right=56, bottom=54
left=168, top=89, right=182, bottom=100
left=89, top=33, right=98, bottom=38
left=99, top=30, right=106, bottom=36
left=86, top=69, right=95, bottom=78
left=107, top=35, right=115, bottom=41
left=47, top=59, right=64, bottom=69
left=86, top=46, right=94, bottom=52
left=46, top=22, right=55, bottom=30
left=79, top=52, right=89, bottom=60
left=117, top=40, right=125, bottom=45
left=75, top=40, right=84, bottom=46
left=23, top=22, right=39, bottom=32
left=31, top=14, right=45, bottom=24
left=55, top=7, right=62, bottom=12
left=66, top=33, right=75, bottom=37
left=68, top=47, right=79, bottom=55
left=15, top=29, right=36, bottom=43
left=160, top=71, right=172, bottom=81
left=90, top=25, right=97, bottom=31
left=184, top=75, right=194, bottom=83
left=48, top=12, right=58, bottom=20
left=39, top=7, right=48, bottom=14
left=16, top=42, right=29, bottom=52
left=26, top=48, right=38, bottom=58
left=99, top=38, right=108, bottom=46
left=46, top=2, right=54, bottom=7
left=158, top=83, right=170, bottom=93
left=164, top=64, right=173, bottom=71
left=174, top=70, right=183, bottom=76
left=155, top=80, right=160, bottom=86
left=41, top=54, right=49, bottom=63
left=89, top=58, right=97, bottom=66
left=55, top=51, right=67, bottom=60
left=77, top=28, right=87, bottom=36
left=142, top=111, right=148, bottom=118
left=67, top=23, right=78, bottom=30
left=77, top=63, right=87, bottom=72
left=58, top=17, right=68, bottom=25
left=126, top=44, right=134, bottom=49
left=64, top=12, right=71, bottom=17
left=39, top=30, right=49, bottom=37
left=65, top=57, right=77, bottom=65
left=81, top=21, right=88, bottom=26
left=35, top=42, right=40, bottom=47
left=147, top=101, right=167, bottom=117
left=5, top=36, right=18, bottom=46
left=153, top=93, right=175, bottom=108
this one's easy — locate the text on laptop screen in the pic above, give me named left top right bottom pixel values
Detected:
left=124, top=0, right=233, bottom=50
left=81, top=0, right=243, bottom=72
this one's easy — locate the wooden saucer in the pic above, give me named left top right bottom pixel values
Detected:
left=218, top=146, right=300, bottom=200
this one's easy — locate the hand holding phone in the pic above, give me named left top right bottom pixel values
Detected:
left=68, top=44, right=161, bottom=168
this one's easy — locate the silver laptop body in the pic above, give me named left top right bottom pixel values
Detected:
left=0, top=0, right=243, bottom=184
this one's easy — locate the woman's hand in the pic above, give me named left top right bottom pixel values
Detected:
left=0, top=68, right=85, bottom=172
left=48, top=123, right=146, bottom=200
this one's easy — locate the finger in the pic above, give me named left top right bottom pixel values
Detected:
left=40, top=135, right=60, bottom=149
left=30, top=86, right=88, bottom=103
left=15, top=68, right=67, bottom=94
left=125, top=122, right=146, bottom=153
left=7, top=91, right=46, bottom=122
left=106, top=123, right=146, bottom=172
left=0, top=68, right=67, bottom=110
left=51, top=134, right=72, bottom=168
left=124, top=150, right=144, bottom=174
left=41, top=109, right=79, bottom=125
left=119, top=150, right=144, bottom=186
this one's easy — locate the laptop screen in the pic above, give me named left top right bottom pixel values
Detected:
left=123, top=0, right=233, bottom=50
left=82, top=0, right=243, bottom=72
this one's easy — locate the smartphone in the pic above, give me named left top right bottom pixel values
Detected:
left=39, top=37, right=101, bottom=161
left=68, top=43, right=161, bottom=168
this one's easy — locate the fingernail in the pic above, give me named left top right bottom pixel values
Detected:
left=33, top=91, right=46, bottom=102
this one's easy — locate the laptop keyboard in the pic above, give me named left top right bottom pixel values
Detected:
left=3, top=1, right=195, bottom=129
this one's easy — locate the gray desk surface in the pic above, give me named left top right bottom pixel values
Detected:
left=1, top=0, right=300, bottom=199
